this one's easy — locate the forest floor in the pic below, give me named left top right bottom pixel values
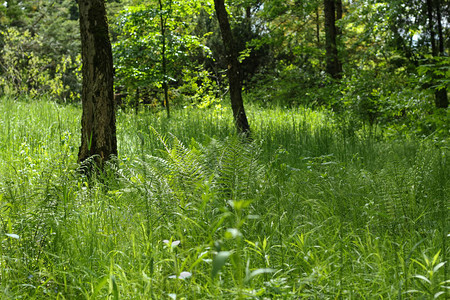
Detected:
left=0, top=98, right=448, bottom=299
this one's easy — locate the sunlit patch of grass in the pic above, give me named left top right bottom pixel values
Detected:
left=0, top=97, right=448, bottom=299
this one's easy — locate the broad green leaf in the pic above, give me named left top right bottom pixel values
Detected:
left=225, top=228, right=242, bottom=239
left=5, top=233, right=19, bottom=239
left=433, top=262, right=446, bottom=273
left=413, top=274, right=431, bottom=284
left=245, top=268, right=275, bottom=283
left=212, top=251, right=232, bottom=279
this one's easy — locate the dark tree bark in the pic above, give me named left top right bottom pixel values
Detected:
left=77, top=0, right=117, bottom=166
left=426, top=0, right=438, bottom=56
left=335, top=0, right=343, bottom=20
left=214, top=0, right=251, bottom=135
left=324, top=0, right=342, bottom=79
left=434, top=0, right=448, bottom=108
left=426, top=0, right=448, bottom=108
left=315, top=7, right=320, bottom=46
left=435, top=0, right=444, bottom=55
left=335, top=0, right=343, bottom=35
left=245, top=5, right=251, bottom=33
left=158, top=0, right=170, bottom=118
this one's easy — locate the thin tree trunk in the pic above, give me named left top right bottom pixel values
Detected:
left=435, top=0, right=448, bottom=108
left=214, top=0, right=251, bottom=136
left=435, top=0, right=444, bottom=56
left=324, top=0, right=342, bottom=79
left=335, top=0, right=342, bottom=35
left=434, top=86, right=448, bottom=109
left=159, top=0, right=170, bottom=118
left=426, top=0, right=448, bottom=108
left=77, top=0, right=117, bottom=167
left=245, top=5, right=251, bottom=33
left=315, top=7, right=320, bottom=46
left=426, top=0, right=437, bottom=56
left=135, top=87, right=140, bottom=114
left=335, top=0, right=342, bottom=20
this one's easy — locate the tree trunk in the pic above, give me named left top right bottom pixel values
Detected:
left=426, top=0, right=437, bottom=56
left=335, top=0, right=343, bottom=35
left=159, top=0, right=170, bottom=118
left=77, top=0, right=117, bottom=166
left=426, top=0, right=448, bottom=108
left=435, top=0, right=444, bottom=55
left=315, top=7, right=320, bottom=46
left=214, top=0, right=251, bottom=136
left=245, top=5, right=251, bottom=33
left=324, top=0, right=342, bottom=79
left=335, top=0, right=342, bottom=20
left=435, top=0, right=448, bottom=108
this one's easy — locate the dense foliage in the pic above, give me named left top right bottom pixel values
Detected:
left=0, top=0, right=448, bottom=298
left=0, top=0, right=448, bottom=134
left=0, top=99, right=448, bottom=298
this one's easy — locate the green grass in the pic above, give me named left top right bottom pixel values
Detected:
left=0, top=97, right=448, bottom=299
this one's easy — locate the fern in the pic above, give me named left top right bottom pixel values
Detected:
left=214, top=137, right=265, bottom=202
left=117, top=130, right=266, bottom=218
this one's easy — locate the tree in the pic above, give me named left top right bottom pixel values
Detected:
left=77, top=0, right=117, bottom=166
left=323, top=0, right=342, bottom=79
left=158, top=0, right=170, bottom=117
left=112, top=0, right=209, bottom=112
left=426, top=0, right=448, bottom=109
left=0, top=0, right=81, bottom=101
left=214, top=0, right=251, bottom=135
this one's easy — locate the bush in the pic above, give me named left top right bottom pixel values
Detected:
left=0, top=28, right=81, bottom=102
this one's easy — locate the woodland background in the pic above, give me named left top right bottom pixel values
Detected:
left=0, top=0, right=448, bottom=135
left=0, top=0, right=448, bottom=299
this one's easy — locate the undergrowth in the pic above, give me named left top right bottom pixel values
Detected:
left=0, top=97, right=448, bottom=299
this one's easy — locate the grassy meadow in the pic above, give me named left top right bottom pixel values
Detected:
left=0, top=98, right=448, bottom=299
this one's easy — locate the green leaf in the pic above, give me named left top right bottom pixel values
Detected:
left=212, top=251, right=232, bottom=279
left=92, top=276, right=108, bottom=298
left=411, top=258, right=427, bottom=271
left=228, top=200, right=253, bottom=211
left=431, top=250, right=441, bottom=266
left=433, top=262, right=446, bottom=273
left=413, top=274, right=431, bottom=285
left=245, top=268, right=275, bottom=283
left=111, top=275, right=119, bottom=300
left=5, top=233, right=19, bottom=239
left=225, top=228, right=242, bottom=239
